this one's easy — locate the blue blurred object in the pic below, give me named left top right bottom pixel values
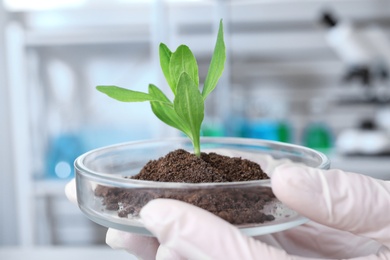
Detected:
left=45, top=133, right=85, bottom=179
left=44, top=127, right=150, bottom=180
left=246, top=120, right=292, bottom=142
left=247, top=120, right=279, bottom=140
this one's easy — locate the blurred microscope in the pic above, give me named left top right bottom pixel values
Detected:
left=321, top=10, right=390, bottom=102
left=320, top=11, right=390, bottom=155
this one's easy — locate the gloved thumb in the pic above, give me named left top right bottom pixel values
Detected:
left=272, top=164, right=390, bottom=247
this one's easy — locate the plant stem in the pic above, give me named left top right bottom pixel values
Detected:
left=193, top=138, right=201, bottom=157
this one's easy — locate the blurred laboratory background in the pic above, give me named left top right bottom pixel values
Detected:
left=1, top=0, right=390, bottom=259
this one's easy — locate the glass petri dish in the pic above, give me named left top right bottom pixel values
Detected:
left=75, top=137, right=330, bottom=236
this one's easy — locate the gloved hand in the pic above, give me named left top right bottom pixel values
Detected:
left=66, top=162, right=390, bottom=259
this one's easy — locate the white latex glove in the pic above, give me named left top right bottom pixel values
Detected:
left=66, top=161, right=390, bottom=259
left=66, top=164, right=390, bottom=259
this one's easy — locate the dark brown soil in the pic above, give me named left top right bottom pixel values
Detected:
left=95, top=149, right=276, bottom=225
left=133, top=149, right=269, bottom=183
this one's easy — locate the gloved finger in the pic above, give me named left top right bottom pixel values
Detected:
left=106, top=228, right=159, bottom=260
left=272, top=164, right=390, bottom=247
left=140, top=199, right=295, bottom=260
left=65, top=178, right=77, bottom=205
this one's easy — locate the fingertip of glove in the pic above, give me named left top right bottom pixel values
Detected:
left=272, top=164, right=311, bottom=189
left=271, top=164, right=322, bottom=205
left=106, top=229, right=124, bottom=249
left=140, top=199, right=171, bottom=225
left=140, top=199, right=181, bottom=237
left=106, top=229, right=142, bottom=250
left=106, top=229, right=160, bottom=259
left=65, top=178, right=77, bottom=205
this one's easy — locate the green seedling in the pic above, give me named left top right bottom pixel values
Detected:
left=97, top=20, right=226, bottom=157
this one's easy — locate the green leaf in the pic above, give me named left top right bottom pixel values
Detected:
left=169, top=45, right=199, bottom=95
left=174, top=72, right=204, bottom=156
left=148, top=84, right=172, bottom=104
left=202, top=19, right=226, bottom=100
left=149, top=84, right=192, bottom=137
left=97, top=85, right=155, bottom=102
left=159, top=43, right=175, bottom=92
